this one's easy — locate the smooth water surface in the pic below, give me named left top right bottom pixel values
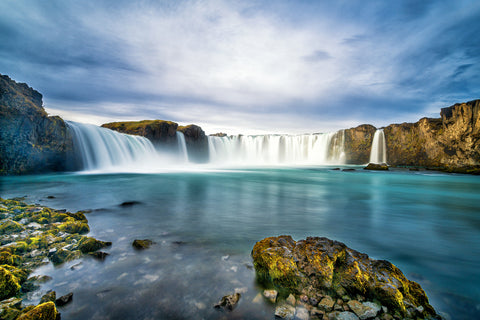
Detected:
left=1, top=167, right=479, bottom=319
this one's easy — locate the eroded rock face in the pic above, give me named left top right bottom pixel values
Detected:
left=0, top=74, right=73, bottom=175
left=177, top=124, right=209, bottom=163
left=101, top=120, right=179, bottom=147
left=251, top=236, right=438, bottom=319
left=344, top=125, right=377, bottom=164
left=384, top=100, right=480, bottom=170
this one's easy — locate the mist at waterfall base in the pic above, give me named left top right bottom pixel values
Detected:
left=66, top=121, right=348, bottom=172
left=1, top=123, right=479, bottom=319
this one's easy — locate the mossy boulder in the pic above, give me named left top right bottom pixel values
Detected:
left=58, top=221, right=89, bottom=234
left=132, top=239, right=154, bottom=250
left=252, top=236, right=438, bottom=319
left=364, top=163, right=389, bottom=170
left=17, top=301, right=58, bottom=320
left=77, top=237, right=112, bottom=254
left=0, top=220, right=24, bottom=235
left=0, top=266, right=21, bottom=300
left=48, top=249, right=82, bottom=266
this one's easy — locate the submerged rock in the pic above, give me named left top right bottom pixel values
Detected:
left=55, top=292, right=73, bottom=306
left=132, top=239, right=154, bottom=250
left=364, top=163, right=389, bottom=170
left=214, top=293, right=241, bottom=311
left=39, top=290, right=56, bottom=304
left=252, top=236, right=439, bottom=319
left=77, top=237, right=112, bottom=253
left=274, top=303, right=295, bottom=319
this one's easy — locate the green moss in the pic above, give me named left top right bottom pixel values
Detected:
left=49, top=249, right=82, bottom=266
left=0, top=220, right=24, bottom=235
left=78, top=237, right=112, bottom=253
left=58, top=221, right=89, bottom=234
left=0, top=266, right=21, bottom=300
left=17, top=301, right=58, bottom=320
left=12, top=241, right=29, bottom=254
left=0, top=307, right=21, bottom=320
left=0, top=252, right=21, bottom=266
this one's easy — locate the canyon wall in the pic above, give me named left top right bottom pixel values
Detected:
left=0, top=75, right=73, bottom=175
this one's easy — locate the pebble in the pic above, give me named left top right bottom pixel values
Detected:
left=275, top=303, right=295, bottom=320
left=295, top=306, right=310, bottom=320
left=263, top=289, right=278, bottom=303
left=318, top=296, right=335, bottom=312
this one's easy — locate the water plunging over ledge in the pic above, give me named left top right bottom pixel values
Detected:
left=67, top=122, right=347, bottom=171
left=369, top=129, right=387, bottom=164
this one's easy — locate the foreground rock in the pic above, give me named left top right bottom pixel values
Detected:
left=0, top=74, right=73, bottom=175
left=252, top=236, right=440, bottom=319
left=0, top=197, right=111, bottom=319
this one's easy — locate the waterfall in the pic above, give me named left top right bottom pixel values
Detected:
left=176, top=131, right=189, bottom=163
left=67, top=121, right=161, bottom=171
left=67, top=121, right=347, bottom=172
left=208, top=131, right=345, bottom=165
left=369, top=129, right=387, bottom=164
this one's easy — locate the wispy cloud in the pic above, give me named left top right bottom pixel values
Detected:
left=1, top=0, right=479, bottom=133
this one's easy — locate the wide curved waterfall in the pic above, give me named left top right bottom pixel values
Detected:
left=67, top=121, right=161, bottom=171
left=67, top=122, right=346, bottom=171
left=208, top=131, right=345, bottom=165
left=369, top=129, right=387, bottom=164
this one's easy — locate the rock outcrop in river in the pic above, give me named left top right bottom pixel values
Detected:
left=252, top=236, right=440, bottom=320
left=102, top=121, right=209, bottom=162
left=0, top=74, right=73, bottom=175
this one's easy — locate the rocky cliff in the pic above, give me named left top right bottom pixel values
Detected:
left=177, top=125, right=209, bottom=162
left=343, top=124, right=377, bottom=164
left=102, top=121, right=209, bottom=163
left=0, top=75, right=73, bottom=175
left=343, top=100, right=480, bottom=171
left=101, top=120, right=178, bottom=148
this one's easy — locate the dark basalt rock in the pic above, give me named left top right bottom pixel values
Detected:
left=214, top=293, right=241, bottom=311
left=252, top=236, right=440, bottom=319
left=177, top=124, right=209, bottom=163
left=119, top=201, right=142, bottom=207
left=0, top=74, right=73, bottom=175
left=55, top=292, right=73, bottom=306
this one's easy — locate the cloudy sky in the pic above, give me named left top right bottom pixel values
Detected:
left=1, top=0, right=479, bottom=134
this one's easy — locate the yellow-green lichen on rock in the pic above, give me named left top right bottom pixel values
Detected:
left=0, top=266, right=21, bottom=300
left=251, top=236, right=439, bottom=319
left=17, top=301, right=58, bottom=320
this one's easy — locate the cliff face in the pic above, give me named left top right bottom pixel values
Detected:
left=383, top=100, right=480, bottom=168
left=177, top=125, right=209, bottom=162
left=0, top=75, right=73, bottom=175
left=101, top=121, right=209, bottom=163
left=101, top=120, right=178, bottom=147
left=343, top=124, right=376, bottom=164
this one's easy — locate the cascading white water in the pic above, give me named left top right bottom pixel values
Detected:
left=369, top=129, right=387, bottom=164
left=67, top=121, right=347, bottom=171
left=67, top=121, right=161, bottom=171
left=207, top=131, right=346, bottom=165
left=176, top=131, right=189, bottom=162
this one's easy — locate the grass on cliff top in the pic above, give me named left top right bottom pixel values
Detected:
left=102, top=120, right=177, bottom=131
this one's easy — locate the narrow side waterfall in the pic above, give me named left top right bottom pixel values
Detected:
left=208, top=131, right=345, bottom=165
left=369, top=129, right=387, bottom=164
left=67, top=121, right=160, bottom=171
left=176, top=131, right=189, bottom=162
